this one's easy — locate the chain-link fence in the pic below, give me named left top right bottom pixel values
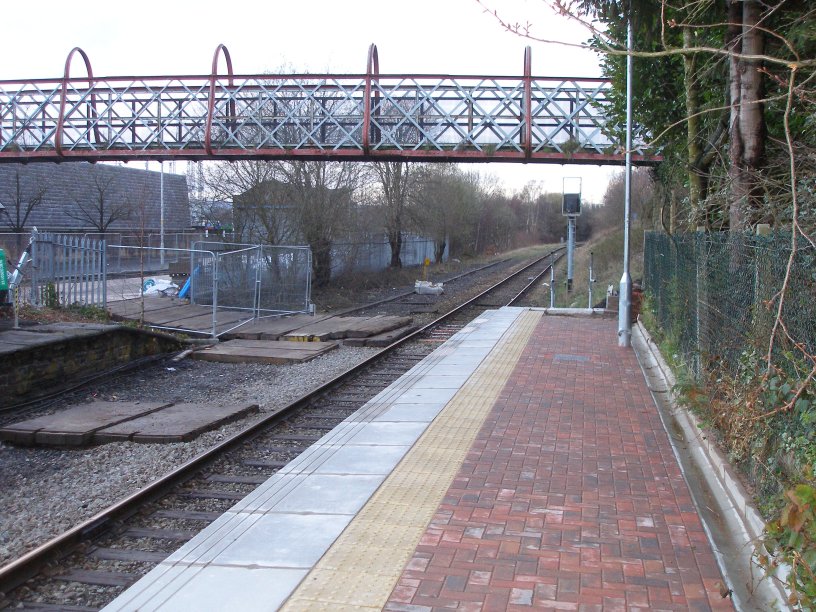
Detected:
left=644, top=231, right=816, bottom=509
left=644, top=231, right=816, bottom=379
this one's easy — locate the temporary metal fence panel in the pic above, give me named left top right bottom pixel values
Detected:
left=103, top=232, right=210, bottom=275
left=643, top=231, right=816, bottom=380
left=5, top=234, right=310, bottom=336
left=254, top=245, right=312, bottom=315
left=105, top=245, right=223, bottom=336
left=27, top=231, right=106, bottom=307
left=191, top=242, right=312, bottom=317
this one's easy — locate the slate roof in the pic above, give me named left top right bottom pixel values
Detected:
left=0, top=163, right=190, bottom=232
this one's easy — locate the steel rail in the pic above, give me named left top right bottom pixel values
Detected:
left=506, top=249, right=567, bottom=306
left=0, top=247, right=564, bottom=594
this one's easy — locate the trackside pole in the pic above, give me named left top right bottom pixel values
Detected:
left=618, top=17, right=634, bottom=347
left=566, top=217, right=576, bottom=292
left=562, top=177, right=582, bottom=295
left=588, top=251, right=595, bottom=309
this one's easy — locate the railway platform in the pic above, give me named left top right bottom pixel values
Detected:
left=104, top=308, right=748, bottom=611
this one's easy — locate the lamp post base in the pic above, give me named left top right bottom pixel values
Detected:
left=618, top=273, right=632, bottom=347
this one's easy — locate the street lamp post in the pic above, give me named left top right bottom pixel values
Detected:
left=618, top=15, right=634, bottom=347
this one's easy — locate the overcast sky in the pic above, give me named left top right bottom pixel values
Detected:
left=1, top=0, right=620, bottom=203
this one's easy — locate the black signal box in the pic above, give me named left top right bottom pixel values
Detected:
left=562, top=193, right=581, bottom=216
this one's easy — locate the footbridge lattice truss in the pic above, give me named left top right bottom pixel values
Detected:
left=0, top=44, right=657, bottom=165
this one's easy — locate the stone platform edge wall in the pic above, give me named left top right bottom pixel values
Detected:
left=3, top=326, right=182, bottom=408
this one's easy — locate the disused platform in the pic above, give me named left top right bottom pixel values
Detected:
left=0, top=323, right=182, bottom=409
left=106, top=297, right=415, bottom=345
left=0, top=323, right=134, bottom=355
left=106, top=297, right=247, bottom=336
left=0, top=401, right=258, bottom=446
left=191, top=339, right=338, bottom=365
left=103, top=308, right=757, bottom=611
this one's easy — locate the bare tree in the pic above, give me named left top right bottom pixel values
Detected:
left=67, top=167, right=132, bottom=232
left=0, top=168, right=46, bottom=233
left=726, top=0, right=766, bottom=230
left=274, top=160, right=361, bottom=287
left=207, top=160, right=289, bottom=244
left=190, top=197, right=233, bottom=230
left=372, top=161, right=414, bottom=268
left=0, top=167, right=46, bottom=260
left=413, top=165, right=496, bottom=260
left=205, top=156, right=362, bottom=286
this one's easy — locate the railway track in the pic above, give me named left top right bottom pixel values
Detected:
left=0, top=247, right=565, bottom=610
left=0, top=256, right=513, bottom=427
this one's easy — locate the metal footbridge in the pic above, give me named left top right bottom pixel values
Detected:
left=0, top=44, right=656, bottom=165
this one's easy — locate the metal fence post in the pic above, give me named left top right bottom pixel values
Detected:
left=101, top=238, right=107, bottom=308
left=30, top=229, right=40, bottom=306
left=80, top=235, right=87, bottom=306
left=549, top=252, right=555, bottom=308
left=306, top=249, right=313, bottom=313
left=211, top=251, right=219, bottom=338
left=588, top=251, right=595, bottom=309
left=59, top=235, right=67, bottom=304
left=694, top=231, right=703, bottom=379
left=254, top=246, right=262, bottom=320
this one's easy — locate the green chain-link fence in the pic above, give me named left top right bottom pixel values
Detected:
left=644, top=231, right=816, bottom=380
left=644, top=231, right=816, bottom=509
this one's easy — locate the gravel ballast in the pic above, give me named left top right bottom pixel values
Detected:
left=0, top=345, right=377, bottom=566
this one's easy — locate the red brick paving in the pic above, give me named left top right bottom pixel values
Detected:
left=385, top=315, right=732, bottom=611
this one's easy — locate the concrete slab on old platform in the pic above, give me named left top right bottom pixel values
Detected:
left=281, top=315, right=412, bottom=342
left=105, top=300, right=417, bottom=344
left=191, top=339, right=338, bottom=364
left=94, top=403, right=259, bottom=443
left=0, top=401, right=173, bottom=446
left=106, top=296, right=187, bottom=320
left=0, top=323, right=114, bottom=355
left=344, top=324, right=419, bottom=347
left=222, top=315, right=333, bottom=340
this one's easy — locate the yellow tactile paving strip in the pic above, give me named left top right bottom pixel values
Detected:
left=280, top=309, right=542, bottom=611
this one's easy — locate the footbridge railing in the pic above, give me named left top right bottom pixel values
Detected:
left=0, top=45, right=656, bottom=165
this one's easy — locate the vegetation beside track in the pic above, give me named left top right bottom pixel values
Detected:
left=553, top=226, right=645, bottom=309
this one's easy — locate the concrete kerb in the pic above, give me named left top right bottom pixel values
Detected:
left=631, top=321, right=789, bottom=610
